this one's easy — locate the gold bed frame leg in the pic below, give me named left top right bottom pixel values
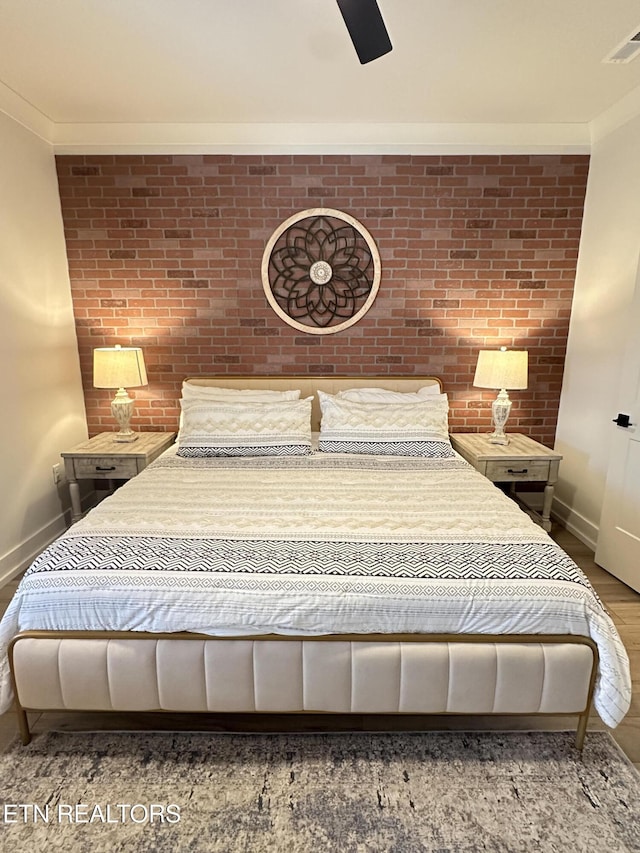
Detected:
left=16, top=705, right=32, bottom=746
left=575, top=645, right=598, bottom=752
left=575, top=710, right=589, bottom=751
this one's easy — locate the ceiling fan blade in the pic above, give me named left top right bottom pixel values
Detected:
left=336, top=0, right=393, bottom=64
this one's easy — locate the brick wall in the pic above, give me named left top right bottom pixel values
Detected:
left=56, top=154, right=589, bottom=446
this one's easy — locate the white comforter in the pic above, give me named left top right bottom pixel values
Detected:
left=0, top=447, right=632, bottom=726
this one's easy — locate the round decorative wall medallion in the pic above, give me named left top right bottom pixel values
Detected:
left=261, top=208, right=381, bottom=335
left=309, top=260, right=333, bottom=285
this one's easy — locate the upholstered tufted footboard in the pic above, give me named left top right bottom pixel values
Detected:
left=9, top=632, right=598, bottom=749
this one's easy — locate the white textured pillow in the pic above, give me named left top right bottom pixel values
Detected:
left=337, top=386, right=442, bottom=403
left=182, top=382, right=301, bottom=402
left=177, top=398, right=313, bottom=457
left=318, top=391, right=453, bottom=457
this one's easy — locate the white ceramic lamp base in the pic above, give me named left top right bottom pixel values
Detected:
left=489, top=390, right=512, bottom=445
left=111, top=388, right=138, bottom=442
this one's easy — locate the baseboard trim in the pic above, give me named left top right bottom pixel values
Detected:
left=0, top=486, right=99, bottom=588
left=0, top=514, right=71, bottom=588
left=551, top=497, right=598, bottom=552
left=0, top=513, right=69, bottom=586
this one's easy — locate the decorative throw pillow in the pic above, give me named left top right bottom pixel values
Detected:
left=317, top=391, right=454, bottom=457
left=177, top=398, right=313, bottom=457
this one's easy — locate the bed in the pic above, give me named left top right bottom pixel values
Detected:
left=0, top=376, right=631, bottom=748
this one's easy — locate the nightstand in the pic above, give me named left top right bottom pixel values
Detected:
left=61, top=432, right=176, bottom=523
left=449, top=433, right=562, bottom=532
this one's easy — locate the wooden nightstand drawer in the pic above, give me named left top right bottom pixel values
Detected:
left=485, top=459, right=551, bottom=482
left=73, top=456, right=140, bottom=479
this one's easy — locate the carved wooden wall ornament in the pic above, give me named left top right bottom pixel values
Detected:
left=261, top=208, right=381, bottom=335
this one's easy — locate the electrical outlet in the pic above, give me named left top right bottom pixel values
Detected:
left=52, top=463, right=62, bottom=485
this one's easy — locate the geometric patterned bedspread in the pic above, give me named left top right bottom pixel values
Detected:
left=0, top=447, right=631, bottom=726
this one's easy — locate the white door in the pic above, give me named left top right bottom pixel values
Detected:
left=595, top=268, right=640, bottom=592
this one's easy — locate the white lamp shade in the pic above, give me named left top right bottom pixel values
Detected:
left=473, top=348, right=528, bottom=391
left=93, top=346, right=148, bottom=389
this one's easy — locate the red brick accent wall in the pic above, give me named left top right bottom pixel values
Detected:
left=56, top=154, right=589, bottom=446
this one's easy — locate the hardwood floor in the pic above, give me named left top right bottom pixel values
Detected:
left=0, top=526, right=638, bottom=769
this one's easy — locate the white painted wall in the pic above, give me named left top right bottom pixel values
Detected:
left=554, top=112, right=640, bottom=548
left=0, top=111, right=87, bottom=583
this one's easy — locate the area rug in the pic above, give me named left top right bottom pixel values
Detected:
left=0, top=730, right=638, bottom=852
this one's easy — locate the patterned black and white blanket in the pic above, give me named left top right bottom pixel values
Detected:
left=0, top=448, right=631, bottom=726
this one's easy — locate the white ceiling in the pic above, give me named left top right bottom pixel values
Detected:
left=1, top=0, right=640, bottom=151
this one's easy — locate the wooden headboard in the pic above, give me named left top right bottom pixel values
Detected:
left=185, top=375, right=442, bottom=431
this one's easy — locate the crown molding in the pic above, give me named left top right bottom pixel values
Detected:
left=50, top=121, right=591, bottom=155
left=590, top=82, right=640, bottom=144
left=4, top=74, right=640, bottom=154
left=0, top=84, right=595, bottom=155
left=0, top=81, right=53, bottom=144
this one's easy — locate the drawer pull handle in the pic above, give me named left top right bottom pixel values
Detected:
left=95, top=465, right=117, bottom=472
left=507, top=468, right=528, bottom=474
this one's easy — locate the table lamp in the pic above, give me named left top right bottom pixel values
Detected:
left=473, top=346, right=528, bottom=445
left=93, top=345, right=148, bottom=442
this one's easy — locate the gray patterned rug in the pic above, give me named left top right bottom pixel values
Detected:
left=0, top=730, right=638, bottom=852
